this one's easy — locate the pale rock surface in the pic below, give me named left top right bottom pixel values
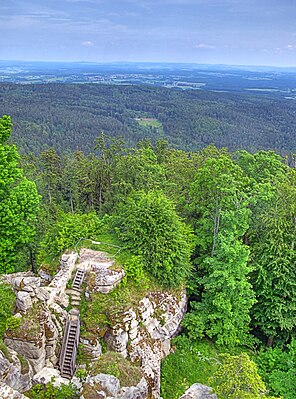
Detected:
left=79, top=249, right=125, bottom=294
left=86, top=373, right=121, bottom=396
left=118, top=377, right=149, bottom=399
left=16, top=291, right=32, bottom=312
left=0, top=382, right=27, bottom=399
left=0, top=348, right=33, bottom=392
left=106, top=289, right=187, bottom=398
left=179, top=383, right=217, bottom=399
left=82, top=374, right=148, bottom=399
left=4, top=337, right=46, bottom=374
left=33, top=367, right=69, bottom=387
left=47, top=252, right=78, bottom=306
left=80, top=338, right=102, bottom=360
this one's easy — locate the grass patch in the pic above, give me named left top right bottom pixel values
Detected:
left=90, top=351, right=143, bottom=387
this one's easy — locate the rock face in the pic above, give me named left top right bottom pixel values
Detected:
left=179, top=384, right=217, bottom=399
left=47, top=252, right=78, bottom=307
left=0, top=347, right=33, bottom=392
left=82, top=374, right=148, bottom=399
left=4, top=307, right=63, bottom=374
left=1, top=259, right=74, bottom=385
left=33, top=367, right=69, bottom=387
left=105, top=290, right=187, bottom=398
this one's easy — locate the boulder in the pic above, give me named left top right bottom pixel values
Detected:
left=16, top=292, right=32, bottom=312
left=33, top=367, right=69, bottom=387
left=87, top=373, right=120, bottom=397
left=118, top=377, right=149, bottom=399
left=35, top=287, right=50, bottom=302
left=179, top=383, right=217, bottom=399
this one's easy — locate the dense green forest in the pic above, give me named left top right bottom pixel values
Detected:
left=0, top=83, right=296, bottom=155
left=0, top=115, right=296, bottom=398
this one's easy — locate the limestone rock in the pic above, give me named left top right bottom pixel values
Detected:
left=35, top=287, right=50, bottom=302
left=118, top=377, right=149, bottom=399
left=33, top=367, right=69, bottom=387
left=80, top=248, right=125, bottom=294
left=0, top=383, right=27, bottom=399
left=87, top=373, right=120, bottom=397
left=4, top=337, right=46, bottom=374
left=179, top=383, right=217, bottom=399
left=16, top=292, right=32, bottom=312
left=0, top=348, right=33, bottom=392
left=80, top=338, right=102, bottom=360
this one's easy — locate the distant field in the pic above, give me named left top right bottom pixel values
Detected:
left=135, top=117, right=163, bottom=129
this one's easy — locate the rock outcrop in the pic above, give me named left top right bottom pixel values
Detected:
left=104, top=290, right=187, bottom=398
left=79, top=249, right=125, bottom=294
left=0, top=250, right=188, bottom=399
left=82, top=374, right=148, bottom=399
left=179, top=384, right=217, bottom=399
left=0, top=347, right=33, bottom=392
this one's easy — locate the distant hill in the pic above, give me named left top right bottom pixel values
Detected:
left=0, top=83, right=295, bottom=154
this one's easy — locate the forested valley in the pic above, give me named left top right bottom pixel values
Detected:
left=0, top=83, right=296, bottom=156
left=0, top=110, right=295, bottom=398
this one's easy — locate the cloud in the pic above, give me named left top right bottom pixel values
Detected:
left=194, top=43, right=216, bottom=49
left=82, top=40, right=94, bottom=46
left=286, top=44, right=296, bottom=50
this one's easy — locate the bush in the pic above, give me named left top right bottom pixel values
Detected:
left=39, top=212, right=105, bottom=258
left=24, top=381, right=79, bottom=399
left=6, top=316, right=21, bottom=330
left=255, top=340, right=296, bottom=399
left=114, top=190, right=193, bottom=287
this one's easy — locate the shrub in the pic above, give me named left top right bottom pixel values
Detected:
left=114, top=190, right=193, bottom=287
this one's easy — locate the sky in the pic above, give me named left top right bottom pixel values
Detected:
left=1, top=0, right=296, bottom=66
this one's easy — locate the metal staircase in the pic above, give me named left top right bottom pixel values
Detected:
left=72, top=268, right=85, bottom=290
left=59, top=268, right=86, bottom=379
left=59, top=309, right=80, bottom=379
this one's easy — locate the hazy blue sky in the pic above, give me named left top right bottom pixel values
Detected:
left=1, top=0, right=296, bottom=66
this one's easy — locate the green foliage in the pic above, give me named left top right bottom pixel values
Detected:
left=114, top=190, right=193, bottom=287
left=0, top=115, right=40, bottom=272
left=25, top=381, right=79, bottom=399
left=3, top=83, right=296, bottom=155
left=118, top=253, right=148, bottom=287
left=6, top=316, right=21, bottom=331
left=187, top=155, right=255, bottom=347
left=248, top=169, right=296, bottom=344
left=161, top=336, right=220, bottom=399
left=0, top=283, right=16, bottom=337
left=210, top=352, right=280, bottom=399
left=256, top=340, right=296, bottom=399
left=39, top=212, right=104, bottom=259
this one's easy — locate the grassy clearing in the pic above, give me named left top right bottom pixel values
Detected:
left=135, top=117, right=163, bottom=131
